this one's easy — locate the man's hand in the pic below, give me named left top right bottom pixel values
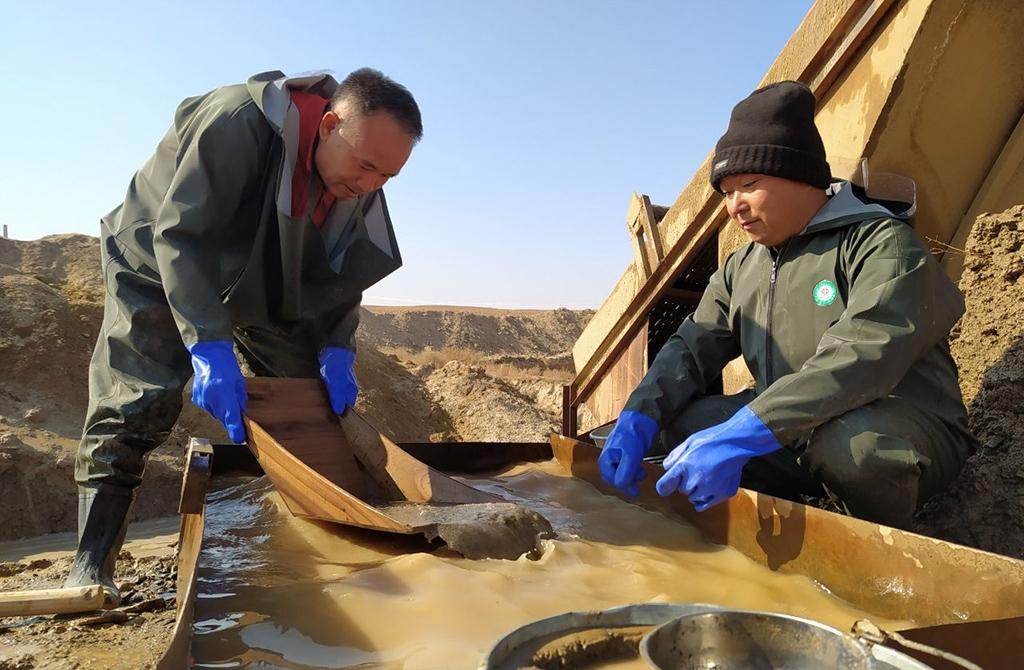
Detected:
left=656, top=405, right=781, bottom=511
left=597, top=411, right=659, bottom=496
left=319, top=347, right=359, bottom=414
left=188, top=341, right=247, bottom=443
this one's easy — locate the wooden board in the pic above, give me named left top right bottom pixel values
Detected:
left=243, top=378, right=503, bottom=534
left=337, top=407, right=499, bottom=505
left=244, top=416, right=417, bottom=532
left=0, top=585, right=112, bottom=618
left=245, top=378, right=367, bottom=499
left=549, top=434, right=1024, bottom=627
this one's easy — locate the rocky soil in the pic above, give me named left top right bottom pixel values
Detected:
left=0, top=528, right=178, bottom=670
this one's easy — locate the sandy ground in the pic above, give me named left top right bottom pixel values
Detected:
left=0, top=518, right=179, bottom=670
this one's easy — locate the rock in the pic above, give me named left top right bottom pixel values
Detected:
left=22, top=407, right=45, bottom=424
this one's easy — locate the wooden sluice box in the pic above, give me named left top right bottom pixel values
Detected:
left=157, top=378, right=1024, bottom=669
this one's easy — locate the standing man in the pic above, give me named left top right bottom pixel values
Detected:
left=66, top=69, right=422, bottom=599
left=599, top=81, right=974, bottom=529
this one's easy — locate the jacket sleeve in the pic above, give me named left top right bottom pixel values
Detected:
left=748, top=218, right=965, bottom=443
left=324, top=293, right=363, bottom=352
left=152, top=94, right=267, bottom=347
left=622, top=254, right=742, bottom=426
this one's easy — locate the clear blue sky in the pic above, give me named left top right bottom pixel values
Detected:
left=1, top=1, right=811, bottom=309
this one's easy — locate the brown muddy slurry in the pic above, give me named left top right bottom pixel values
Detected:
left=506, top=624, right=653, bottom=669
left=189, top=461, right=912, bottom=669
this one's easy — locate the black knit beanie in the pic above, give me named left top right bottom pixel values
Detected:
left=710, top=80, right=831, bottom=193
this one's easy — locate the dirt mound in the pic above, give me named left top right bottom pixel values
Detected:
left=360, top=305, right=592, bottom=358
left=914, top=205, right=1024, bottom=557
left=0, top=234, right=589, bottom=543
left=352, top=342, right=456, bottom=442
left=419, top=361, right=561, bottom=442
left=0, top=236, right=102, bottom=436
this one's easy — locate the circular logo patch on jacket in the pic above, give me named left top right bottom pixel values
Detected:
left=813, top=279, right=838, bottom=306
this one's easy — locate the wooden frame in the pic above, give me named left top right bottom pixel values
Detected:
left=564, top=0, right=901, bottom=437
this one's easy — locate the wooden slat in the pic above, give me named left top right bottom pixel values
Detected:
left=562, top=385, right=577, bottom=438
left=800, top=0, right=898, bottom=96
left=572, top=206, right=726, bottom=406
left=638, top=194, right=665, bottom=264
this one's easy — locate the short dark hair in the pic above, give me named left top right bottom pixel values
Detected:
left=332, top=68, right=423, bottom=143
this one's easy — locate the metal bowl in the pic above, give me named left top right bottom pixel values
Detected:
left=588, top=422, right=615, bottom=449
left=641, top=610, right=875, bottom=670
left=480, top=602, right=719, bottom=669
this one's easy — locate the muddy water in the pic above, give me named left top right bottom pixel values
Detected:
left=190, top=461, right=910, bottom=669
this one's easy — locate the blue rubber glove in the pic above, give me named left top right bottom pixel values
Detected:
left=188, top=341, right=247, bottom=444
left=597, top=411, right=660, bottom=496
left=319, top=346, right=359, bottom=414
left=656, top=405, right=781, bottom=511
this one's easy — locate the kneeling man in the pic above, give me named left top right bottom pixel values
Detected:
left=600, top=81, right=975, bottom=529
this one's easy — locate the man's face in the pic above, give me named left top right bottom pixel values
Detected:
left=314, top=107, right=415, bottom=201
left=720, top=173, right=826, bottom=247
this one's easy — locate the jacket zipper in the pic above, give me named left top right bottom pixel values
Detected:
left=766, top=242, right=790, bottom=385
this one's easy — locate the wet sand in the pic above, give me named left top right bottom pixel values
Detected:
left=189, top=460, right=911, bottom=669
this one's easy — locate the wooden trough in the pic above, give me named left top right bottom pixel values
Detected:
left=152, top=420, right=1024, bottom=669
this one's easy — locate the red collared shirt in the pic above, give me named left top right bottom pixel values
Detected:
left=289, top=90, right=337, bottom=228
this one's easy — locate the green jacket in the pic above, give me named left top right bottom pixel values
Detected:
left=101, top=71, right=402, bottom=351
left=624, top=182, right=974, bottom=453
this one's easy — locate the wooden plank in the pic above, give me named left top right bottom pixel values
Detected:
left=579, top=323, right=649, bottom=427
left=177, top=438, right=213, bottom=515
left=562, top=385, right=577, bottom=438
left=549, top=434, right=1024, bottom=626
left=338, top=407, right=499, bottom=505
left=244, top=416, right=417, bottom=532
left=245, top=378, right=367, bottom=499
left=0, top=585, right=112, bottom=617
left=155, top=511, right=204, bottom=670
left=625, top=193, right=666, bottom=279
left=572, top=207, right=726, bottom=405
left=638, top=194, right=665, bottom=264
left=802, top=0, right=898, bottom=98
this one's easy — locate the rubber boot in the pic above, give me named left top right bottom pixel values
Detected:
left=63, top=488, right=133, bottom=605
